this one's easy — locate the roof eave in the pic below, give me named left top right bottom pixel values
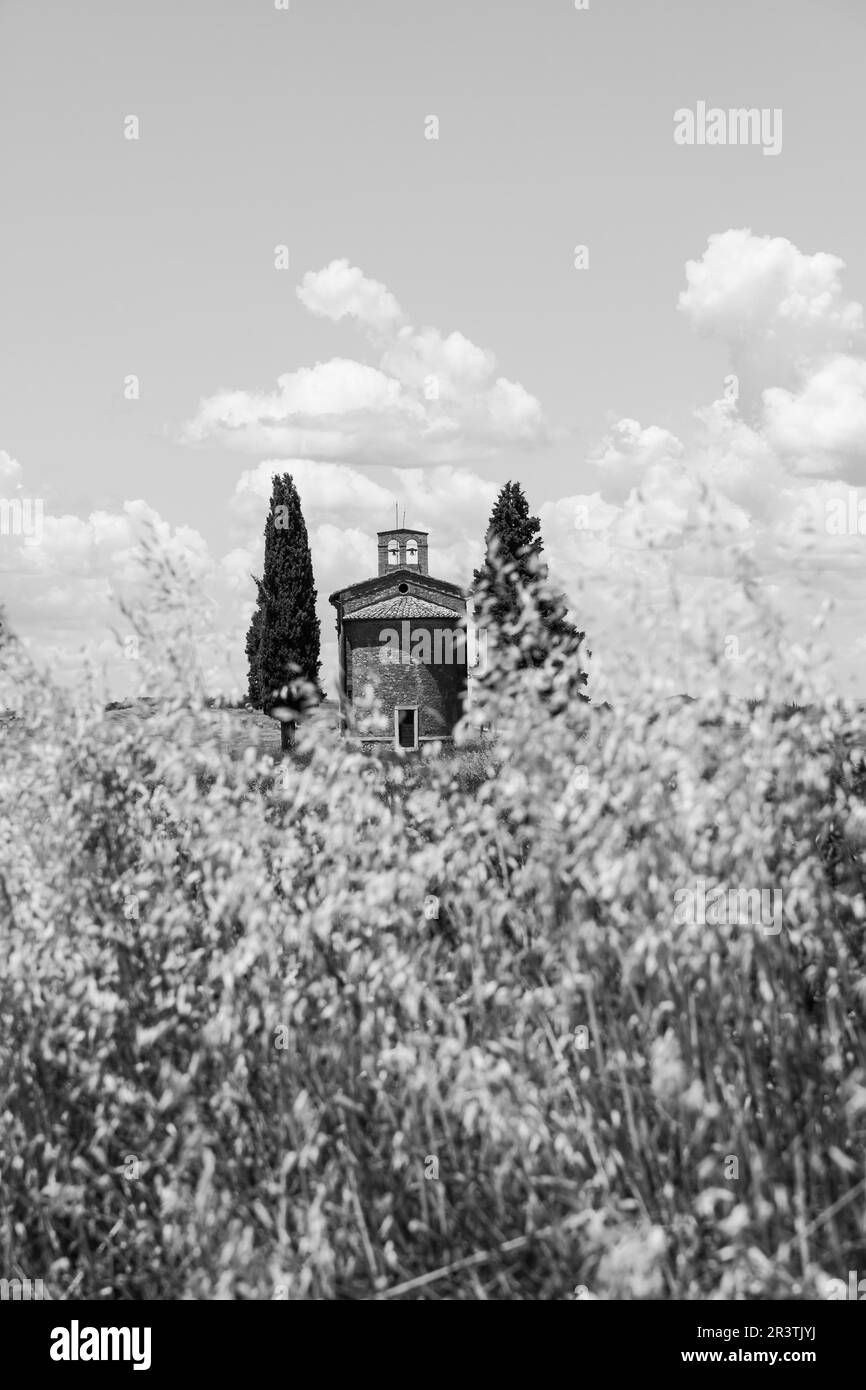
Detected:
left=329, top=570, right=466, bottom=605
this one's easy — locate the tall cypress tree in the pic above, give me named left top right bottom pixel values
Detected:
left=246, top=474, right=321, bottom=744
left=473, top=481, right=542, bottom=629
left=244, top=606, right=263, bottom=708
left=473, top=480, right=588, bottom=696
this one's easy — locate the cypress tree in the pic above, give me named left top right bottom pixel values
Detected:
left=473, top=480, right=588, bottom=697
left=244, top=606, right=263, bottom=708
left=473, top=481, right=542, bottom=629
left=246, top=474, right=321, bottom=745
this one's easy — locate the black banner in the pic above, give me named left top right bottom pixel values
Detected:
left=1, top=1296, right=860, bottom=1378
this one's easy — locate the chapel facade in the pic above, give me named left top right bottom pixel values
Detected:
left=329, top=527, right=468, bottom=749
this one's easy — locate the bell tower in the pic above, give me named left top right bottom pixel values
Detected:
left=376, top=528, right=429, bottom=577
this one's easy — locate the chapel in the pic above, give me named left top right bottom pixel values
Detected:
left=329, top=526, right=468, bottom=749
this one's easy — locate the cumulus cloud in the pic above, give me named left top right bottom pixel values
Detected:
left=13, top=233, right=866, bottom=697
left=3, top=500, right=208, bottom=597
left=689, top=401, right=784, bottom=521
left=589, top=419, right=685, bottom=503
left=0, top=488, right=223, bottom=692
left=184, top=260, right=548, bottom=466
left=297, top=260, right=404, bottom=334
left=763, top=356, right=866, bottom=479
left=229, top=458, right=495, bottom=559
left=0, top=450, right=24, bottom=488
left=679, top=230, right=866, bottom=482
left=679, top=229, right=864, bottom=394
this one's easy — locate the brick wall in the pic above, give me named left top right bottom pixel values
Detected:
left=346, top=618, right=467, bottom=739
left=376, top=530, right=429, bottom=576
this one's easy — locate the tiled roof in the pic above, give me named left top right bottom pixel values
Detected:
left=347, top=595, right=458, bottom=620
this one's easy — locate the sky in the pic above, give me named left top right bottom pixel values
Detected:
left=2, top=0, right=866, bottom=700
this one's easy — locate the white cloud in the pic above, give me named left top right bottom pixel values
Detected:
left=0, top=492, right=220, bottom=692
left=679, top=230, right=866, bottom=484
left=229, top=458, right=494, bottom=555
left=0, top=451, right=24, bottom=488
left=297, top=259, right=404, bottom=334
left=12, top=233, right=866, bottom=697
left=589, top=419, right=685, bottom=503
left=184, top=261, right=548, bottom=466
left=763, top=355, right=866, bottom=479
left=679, top=229, right=864, bottom=395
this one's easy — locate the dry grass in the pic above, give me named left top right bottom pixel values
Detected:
left=1, top=553, right=865, bottom=1300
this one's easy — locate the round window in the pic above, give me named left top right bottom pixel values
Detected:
left=398, top=583, right=409, bottom=594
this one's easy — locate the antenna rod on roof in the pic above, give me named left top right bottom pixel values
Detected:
left=395, top=501, right=398, bottom=528
left=402, top=509, right=406, bottom=528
